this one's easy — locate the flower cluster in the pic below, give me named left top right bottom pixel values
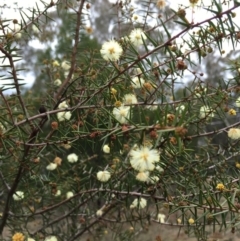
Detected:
left=57, top=100, right=72, bottom=122
left=100, top=29, right=146, bottom=62
left=130, top=198, right=147, bottom=209
left=199, top=106, right=214, bottom=119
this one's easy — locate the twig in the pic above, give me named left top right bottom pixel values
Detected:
left=54, top=0, right=86, bottom=101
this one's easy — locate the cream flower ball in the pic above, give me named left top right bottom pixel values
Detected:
left=136, top=171, right=149, bottom=182
left=46, top=163, right=57, bottom=171
left=103, top=144, right=110, bottom=154
left=54, top=79, right=62, bottom=86
left=129, top=146, right=160, bottom=172
left=13, top=191, right=24, bottom=201
left=112, top=105, right=130, bottom=124
left=130, top=198, right=147, bottom=209
left=66, top=191, right=74, bottom=199
left=100, top=40, right=123, bottom=61
left=97, top=170, right=111, bottom=182
left=58, top=101, right=68, bottom=109
left=61, top=60, right=70, bottom=71
left=228, top=128, right=240, bottom=140
left=199, top=106, right=214, bottom=119
left=129, top=29, right=147, bottom=47
left=58, top=111, right=72, bottom=121
left=123, top=94, right=138, bottom=105
left=67, top=153, right=78, bottom=163
left=96, top=209, right=103, bottom=217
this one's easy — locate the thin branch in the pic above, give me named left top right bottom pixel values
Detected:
left=54, top=0, right=86, bottom=101
left=0, top=46, right=28, bottom=119
left=32, top=193, right=97, bottom=235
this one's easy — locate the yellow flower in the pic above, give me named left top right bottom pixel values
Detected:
left=188, top=218, right=195, bottom=225
left=111, top=88, right=117, bottom=95
left=236, top=162, right=240, bottom=169
left=216, top=183, right=225, bottom=191
left=12, top=232, right=25, bottom=241
left=228, top=109, right=236, bottom=116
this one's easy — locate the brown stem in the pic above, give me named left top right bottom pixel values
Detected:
left=54, top=0, right=86, bottom=101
